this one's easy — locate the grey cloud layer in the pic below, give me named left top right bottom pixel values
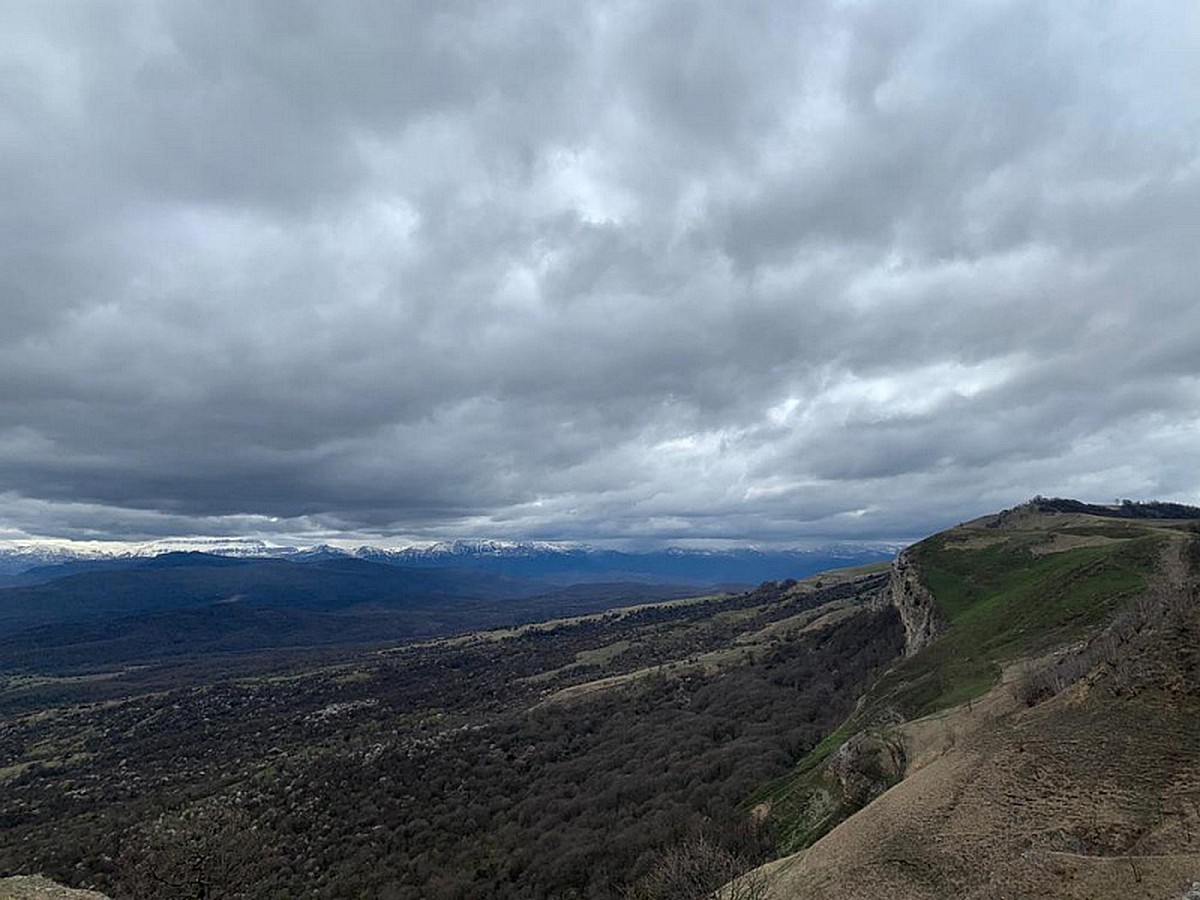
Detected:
left=1, top=0, right=1197, bottom=544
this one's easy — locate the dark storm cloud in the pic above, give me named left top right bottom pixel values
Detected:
left=1, top=0, right=1198, bottom=546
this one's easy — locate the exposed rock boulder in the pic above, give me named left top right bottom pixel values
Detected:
left=827, top=730, right=907, bottom=810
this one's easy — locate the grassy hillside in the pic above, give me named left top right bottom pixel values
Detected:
left=886, top=528, right=1159, bottom=717
left=753, top=508, right=1176, bottom=855
left=753, top=533, right=1200, bottom=898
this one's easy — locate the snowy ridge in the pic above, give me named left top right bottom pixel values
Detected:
left=356, top=540, right=586, bottom=562
left=0, top=545, right=115, bottom=576
left=0, top=537, right=899, bottom=581
left=132, top=537, right=300, bottom=558
left=0, top=538, right=295, bottom=576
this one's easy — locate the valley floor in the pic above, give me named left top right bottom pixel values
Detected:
left=0, top=572, right=900, bottom=899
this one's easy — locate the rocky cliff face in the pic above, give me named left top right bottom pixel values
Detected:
left=887, top=548, right=941, bottom=655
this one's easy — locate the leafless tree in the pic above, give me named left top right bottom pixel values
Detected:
left=119, top=803, right=256, bottom=900
left=620, top=833, right=769, bottom=900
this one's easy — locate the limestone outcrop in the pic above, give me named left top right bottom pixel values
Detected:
left=887, top=548, right=941, bottom=655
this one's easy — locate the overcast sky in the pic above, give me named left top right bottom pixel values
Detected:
left=1, top=1, right=1197, bottom=548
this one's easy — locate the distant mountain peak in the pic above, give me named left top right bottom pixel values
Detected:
left=0, top=536, right=898, bottom=584
left=130, top=537, right=298, bottom=557
left=384, top=539, right=584, bottom=557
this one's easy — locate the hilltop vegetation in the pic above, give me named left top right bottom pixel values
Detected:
left=1029, top=496, right=1200, bottom=520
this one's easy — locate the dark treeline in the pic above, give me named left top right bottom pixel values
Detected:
left=1031, top=497, right=1200, bottom=520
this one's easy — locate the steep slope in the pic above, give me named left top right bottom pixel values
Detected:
left=740, top=502, right=1200, bottom=899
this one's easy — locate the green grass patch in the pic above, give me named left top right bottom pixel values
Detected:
left=573, top=640, right=632, bottom=668
left=753, top=529, right=1163, bottom=854
left=877, top=532, right=1160, bottom=720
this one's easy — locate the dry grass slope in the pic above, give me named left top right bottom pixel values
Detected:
left=0, top=876, right=110, bottom=899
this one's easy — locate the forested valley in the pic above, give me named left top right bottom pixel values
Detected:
left=0, top=570, right=901, bottom=898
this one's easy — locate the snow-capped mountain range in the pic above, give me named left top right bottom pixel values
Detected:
left=0, top=537, right=901, bottom=586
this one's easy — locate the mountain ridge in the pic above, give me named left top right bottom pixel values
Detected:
left=0, top=542, right=896, bottom=589
left=737, top=498, right=1200, bottom=899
